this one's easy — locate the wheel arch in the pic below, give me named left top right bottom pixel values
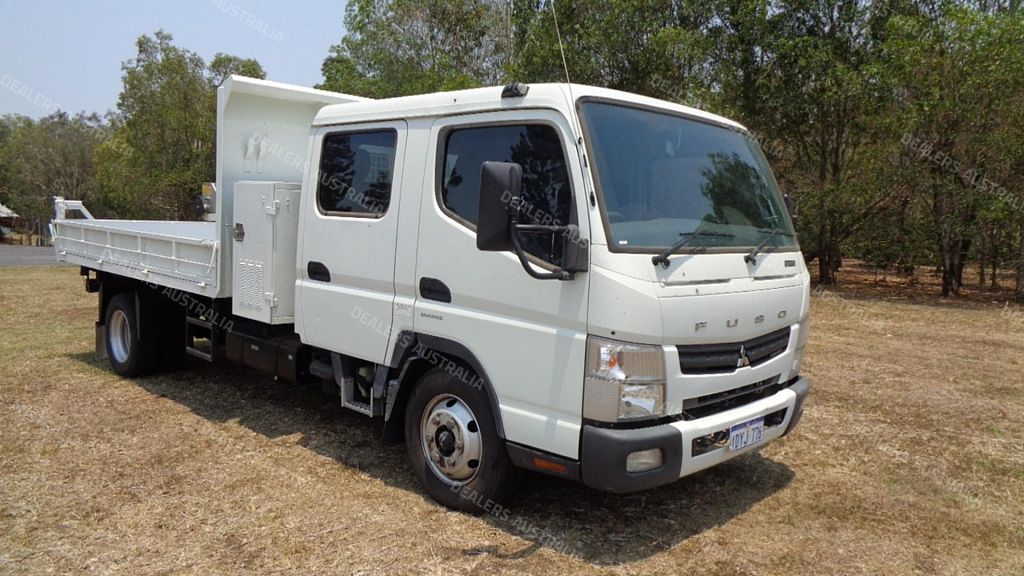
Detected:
left=92, top=270, right=184, bottom=342
left=381, top=332, right=506, bottom=445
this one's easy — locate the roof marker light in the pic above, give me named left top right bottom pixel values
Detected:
left=501, top=83, right=530, bottom=98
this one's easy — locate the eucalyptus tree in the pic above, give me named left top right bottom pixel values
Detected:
left=96, top=31, right=265, bottom=219
left=319, top=0, right=510, bottom=98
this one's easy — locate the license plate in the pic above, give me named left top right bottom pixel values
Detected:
left=729, top=417, right=765, bottom=452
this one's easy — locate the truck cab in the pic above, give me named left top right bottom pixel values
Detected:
left=53, top=77, right=809, bottom=510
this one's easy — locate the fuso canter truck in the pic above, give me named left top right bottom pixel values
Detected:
left=52, top=76, right=810, bottom=510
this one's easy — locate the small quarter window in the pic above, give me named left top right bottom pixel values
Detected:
left=318, top=130, right=397, bottom=217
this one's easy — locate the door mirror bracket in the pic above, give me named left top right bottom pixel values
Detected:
left=476, top=161, right=585, bottom=281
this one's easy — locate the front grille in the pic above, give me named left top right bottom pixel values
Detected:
left=677, top=327, right=791, bottom=375
left=682, top=375, right=782, bottom=420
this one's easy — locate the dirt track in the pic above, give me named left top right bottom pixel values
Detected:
left=0, top=245, right=68, bottom=268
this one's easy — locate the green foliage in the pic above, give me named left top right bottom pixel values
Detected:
left=1, top=2, right=1022, bottom=297
left=881, top=3, right=1024, bottom=293
left=96, top=30, right=266, bottom=219
left=0, top=115, right=24, bottom=205
left=509, top=1, right=715, bottom=105
left=209, top=53, right=267, bottom=87
left=318, top=0, right=509, bottom=97
left=2, top=112, right=112, bottom=227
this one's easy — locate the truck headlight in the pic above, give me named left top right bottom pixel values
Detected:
left=791, top=315, right=810, bottom=375
left=583, top=336, right=666, bottom=423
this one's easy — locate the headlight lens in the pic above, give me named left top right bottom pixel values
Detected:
left=584, top=336, right=666, bottom=422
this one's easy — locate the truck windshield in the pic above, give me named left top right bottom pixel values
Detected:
left=579, top=101, right=796, bottom=252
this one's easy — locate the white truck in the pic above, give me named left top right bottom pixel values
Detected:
left=52, top=76, right=810, bottom=510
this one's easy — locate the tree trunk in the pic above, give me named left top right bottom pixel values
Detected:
left=978, top=227, right=987, bottom=286
left=1016, top=221, right=1024, bottom=303
left=991, top=227, right=1001, bottom=289
left=818, top=249, right=835, bottom=285
left=895, top=195, right=911, bottom=275
left=939, top=238, right=963, bottom=297
left=954, top=238, right=970, bottom=289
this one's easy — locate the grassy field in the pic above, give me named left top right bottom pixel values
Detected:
left=1, top=266, right=1022, bottom=575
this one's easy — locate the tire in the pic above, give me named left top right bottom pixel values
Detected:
left=105, top=293, right=158, bottom=377
left=405, top=367, right=519, bottom=511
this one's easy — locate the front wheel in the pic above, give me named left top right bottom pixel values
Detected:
left=404, top=368, right=518, bottom=511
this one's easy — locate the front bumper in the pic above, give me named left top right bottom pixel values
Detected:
left=580, top=376, right=809, bottom=493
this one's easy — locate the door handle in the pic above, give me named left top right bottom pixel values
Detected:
left=307, top=261, right=331, bottom=282
left=419, top=277, right=451, bottom=303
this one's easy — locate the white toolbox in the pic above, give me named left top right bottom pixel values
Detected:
left=232, top=181, right=301, bottom=324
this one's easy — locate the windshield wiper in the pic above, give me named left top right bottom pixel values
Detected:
left=745, top=227, right=795, bottom=264
left=652, top=230, right=736, bottom=268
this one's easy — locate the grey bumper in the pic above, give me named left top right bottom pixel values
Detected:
left=580, top=377, right=810, bottom=493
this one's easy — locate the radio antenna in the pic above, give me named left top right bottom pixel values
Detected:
left=550, top=0, right=583, bottom=143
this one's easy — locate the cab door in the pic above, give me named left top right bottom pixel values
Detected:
left=297, top=121, right=407, bottom=363
left=413, top=110, right=590, bottom=459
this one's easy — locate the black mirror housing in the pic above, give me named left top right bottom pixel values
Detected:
left=476, top=161, right=522, bottom=252
left=561, top=224, right=588, bottom=273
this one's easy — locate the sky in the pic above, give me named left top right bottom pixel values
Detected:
left=0, top=0, right=349, bottom=118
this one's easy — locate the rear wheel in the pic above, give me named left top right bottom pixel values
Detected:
left=105, top=293, right=157, bottom=377
left=405, top=367, right=518, bottom=511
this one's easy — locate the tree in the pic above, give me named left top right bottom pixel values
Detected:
left=0, top=115, right=27, bottom=207
left=319, top=0, right=509, bottom=97
left=209, top=53, right=266, bottom=87
left=754, top=0, right=893, bottom=285
left=3, top=112, right=111, bottom=239
left=96, top=31, right=265, bottom=219
left=510, top=0, right=714, bottom=105
left=884, top=4, right=1024, bottom=296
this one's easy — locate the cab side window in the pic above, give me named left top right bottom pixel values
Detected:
left=440, top=124, right=572, bottom=266
left=318, top=130, right=397, bottom=217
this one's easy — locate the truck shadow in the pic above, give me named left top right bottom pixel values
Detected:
left=69, top=353, right=794, bottom=566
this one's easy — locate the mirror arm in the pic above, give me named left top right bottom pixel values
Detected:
left=514, top=224, right=566, bottom=233
left=508, top=216, right=574, bottom=281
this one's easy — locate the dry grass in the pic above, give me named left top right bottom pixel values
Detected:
left=1, top=266, right=1022, bottom=575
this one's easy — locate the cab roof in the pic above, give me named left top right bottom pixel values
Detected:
left=312, top=83, right=747, bottom=133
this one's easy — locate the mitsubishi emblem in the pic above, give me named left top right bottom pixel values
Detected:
left=737, top=345, right=751, bottom=368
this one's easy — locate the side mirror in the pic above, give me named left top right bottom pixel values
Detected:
left=476, top=160, right=584, bottom=281
left=476, top=161, right=522, bottom=252
left=784, top=193, right=798, bottom=228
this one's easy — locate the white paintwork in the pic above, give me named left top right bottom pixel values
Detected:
left=295, top=120, right=409, bottom=364
left=214, top=76, right=366, bottom=297
left=51, top=202, right=220, bottom=297
left=51, top=76, right=365, bottom=299
left=412, top=109, right=591, bottom=459
left=671, top=386, right=797, bottom=477
left=52, top=77, right=812, bottom=470
left=231, top=181, right=302, bottom=324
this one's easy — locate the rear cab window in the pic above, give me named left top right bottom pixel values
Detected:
left=317, top=130, right=398, bottom=218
